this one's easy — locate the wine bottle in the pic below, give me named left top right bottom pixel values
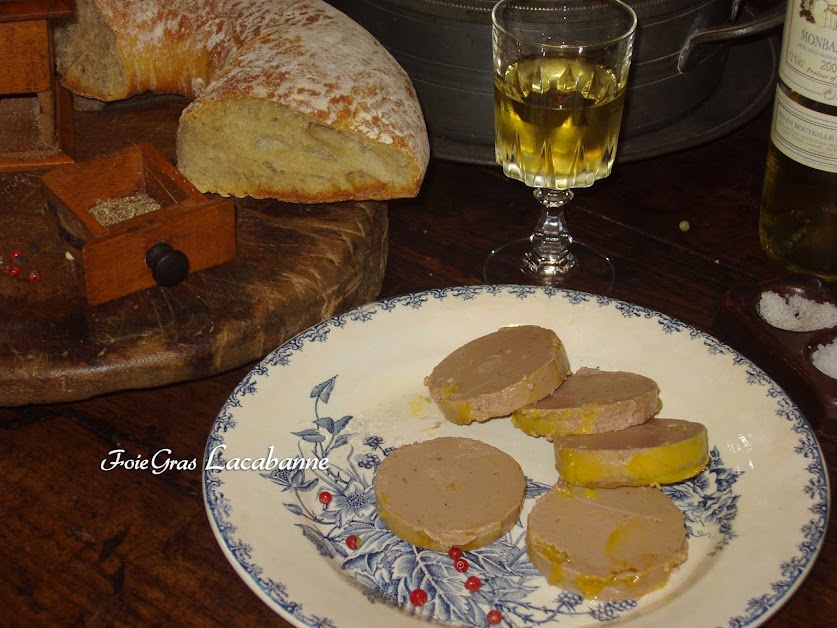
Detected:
left=759, top=0, right=837, bottom=281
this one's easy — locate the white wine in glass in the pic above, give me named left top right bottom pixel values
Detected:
left=485, top=0, right=637, bottom=292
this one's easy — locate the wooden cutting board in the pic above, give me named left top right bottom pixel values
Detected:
left=0, top=95, right=388, bottom=405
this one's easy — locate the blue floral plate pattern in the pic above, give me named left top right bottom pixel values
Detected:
left=203, top=286, right=829, bottom=627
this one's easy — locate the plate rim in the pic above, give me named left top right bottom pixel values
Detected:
left=203, top=284, right=831, bottom=628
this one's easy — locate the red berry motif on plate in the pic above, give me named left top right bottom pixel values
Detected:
left=346, top=535, right=360, bottom=550
left=29, top=270, right=41, bottom=283
left=453, top=558, right=469, bottom=573
left=9, top=249, right=23, bottom=261
left=487, top=609, right=503, bottom=625
left=8, top=264, right=20, bottom=277
left=318, top=491, right=332, bottom=505
left=448, top=546, right=462, bottom=560
left=464, top=576, right=481, bottom=592
left=409, top=588, right=428, bottom=606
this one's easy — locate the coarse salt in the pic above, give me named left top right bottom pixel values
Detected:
left=811, top=339, right=837, bottom=379
left=757, top=291, right=837, bottom=332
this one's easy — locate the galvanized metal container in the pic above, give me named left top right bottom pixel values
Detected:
left=327, top=0, right=783, bottom=162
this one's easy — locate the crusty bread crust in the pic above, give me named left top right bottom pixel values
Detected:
left=55, top=0, right=429, bottom=203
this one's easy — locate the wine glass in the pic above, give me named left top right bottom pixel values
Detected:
left=484, top=0, right=637, bottom=292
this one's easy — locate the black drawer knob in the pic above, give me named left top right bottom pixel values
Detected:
left=146, top=243, right=190, bottom=287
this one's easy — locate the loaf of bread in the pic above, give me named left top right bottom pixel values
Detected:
left=54, top=0, right=430, bottom=203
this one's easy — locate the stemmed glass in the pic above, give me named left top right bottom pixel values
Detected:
left=484, top=0, right=637, bottom=292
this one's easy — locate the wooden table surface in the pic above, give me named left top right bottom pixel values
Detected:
left=2, top=97, right=835, bottom=626
left=0, top=94, right=389, bottom=407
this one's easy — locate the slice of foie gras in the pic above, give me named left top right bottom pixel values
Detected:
left=374, top=437, right=526, bottom=551
left=424, top=325, right=570, bottom=425
left=527, top=483, right=688, bottom=600
left=512, top=367, right=660, bottom=440
left=554, top=418, right=709, bottom=488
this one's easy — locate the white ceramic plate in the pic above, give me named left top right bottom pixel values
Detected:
left=203, top=286, right=830, bottom=627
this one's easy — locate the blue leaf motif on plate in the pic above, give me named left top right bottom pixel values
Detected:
left=203, top=286, right=829, bottom=628
left=263, top=376, right=746, bottom=625
left=202, top=287, right=831, bottom=627
left=616, top=302, right=648, bottom=319
left=654, top=312, right=688, bottom=334
left=292, top=428, right=327, bottom=443
left=508, top=285, right=538, bottom=299
left=447, top=286, right=481, bottom=300
left=561, top=290, right=591, bottom=305
left=663, top=447, right=742, bottom=554
left=525, top=478, right=552, bottom=499
left=311, top=376, right=336, bottom=403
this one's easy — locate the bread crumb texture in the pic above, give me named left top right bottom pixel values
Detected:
left=55, top=0, right=430, bottom=202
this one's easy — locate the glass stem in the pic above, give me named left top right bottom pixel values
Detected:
left=525, top=188, right=577, bottom=276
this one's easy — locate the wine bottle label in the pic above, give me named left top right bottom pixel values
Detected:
left=771, top=86, right=837, bottom=172
left=778, top=0, right=837, bottom=105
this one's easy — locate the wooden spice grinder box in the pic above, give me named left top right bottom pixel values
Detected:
left=41, top=142, right=236, bottom=306
left=0, top=0, right=75, bottom=172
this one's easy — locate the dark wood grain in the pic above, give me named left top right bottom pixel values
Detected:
left=0, top=0, right=73, bottom=22
left=0, top=20, right=51, bottom=93
left=1, top=92, right=834, bottom=628
left=0, top=96, right=388, bottom=405
left=0, top=2, right=75, bottom=171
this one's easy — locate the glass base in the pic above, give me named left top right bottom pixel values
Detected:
left=483, top=237, right=615, bottom=293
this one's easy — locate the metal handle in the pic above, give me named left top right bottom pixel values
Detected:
left=146, top=243, right=190, bottom=287
left=678, top=2, right=785, bottom=72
